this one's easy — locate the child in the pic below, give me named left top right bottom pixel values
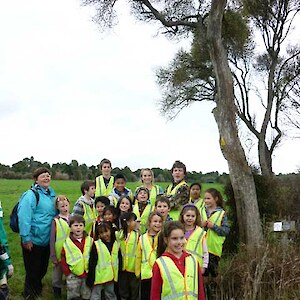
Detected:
left=135, top=212, right=163, bottom=300
left=72, top=180, right=96, bottom=236
left=103, top=205, right=119, bottom=232
left=165, top=160, right=189, bottom=220
left=86, top=222, right=118, bottom=300
left=136, top=168, right=163, bottom=206
left=133, top=187, right=154, bottom=234
left=94, top=196, right=110, bottom=224
left=116, top=195, right=133, bottom=214
left=95, top=158, right=114, bottom=197
left=109, top=174, right=133, bottom=206
left=155, top=195, right=173, bottom=222
left=50, top=195, right=71, bottom=299
left=117, top=212, right=139, bottom=300
left=0, top=200, right=14, bottom=299
left=150, top=221, right=205, bottom=300
left=189, top=183, right=207, bottom=225
left=203, top=188, right=230, bottom=298
left=179, top=204, right=208, bottom=273
left=60, top=215, right=93, bottom=300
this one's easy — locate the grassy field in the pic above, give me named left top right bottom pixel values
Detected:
left=0, top=179, right=224, bottom=299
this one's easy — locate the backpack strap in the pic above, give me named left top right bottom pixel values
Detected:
left=30, top=187, right=40, bottom=206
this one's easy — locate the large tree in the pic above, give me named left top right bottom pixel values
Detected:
left=84, top=0, right=263, bottom=250
left=157, top=0, right=300, bottom=176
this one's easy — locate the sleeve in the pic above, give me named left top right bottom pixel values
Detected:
left=0, top=217, right=12, bottom=268
left=150, top=262, right=162, bottom=300
left=72, top=200, right=84, bottom=216
left=60, top=246, right=71, bottom=276
left=50, top=219, right=58, bottom=263
left=17, top=190, right=37, bottom=244
left=212, top=212, right=230, bottom=236
left=158, top=185, right=164, bottom=195
left=86, top=243, right=98, bottom=287
left=135, top=239, right=142, bottom=278
left=198, top=262, right=205, bottom=300
left=202, top=237, right=209, bottom=269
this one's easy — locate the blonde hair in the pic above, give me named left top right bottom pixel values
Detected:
left=55, top=195, right=70, bottom=209
left=140, top=168, right=155, bottom=183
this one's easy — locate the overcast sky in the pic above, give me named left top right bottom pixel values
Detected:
left=0, top=0, right=299, bottom=174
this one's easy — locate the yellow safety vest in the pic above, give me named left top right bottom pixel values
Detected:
left=135, top=185, right=161, bottom=206
left=189, top=198, right=207, bottom=222
left=166, top=181, right=188, bottom=196
left=185, top=226, right=206, bottom=267
left=206, top=210, right=226, bottom=257
left=64, top=236, right=93, bottom=276
left=156, top=255, right=199, bottom=300
left=54, top=217, right=70, bottom=261
left=94, top=240, right=119, bottom=284
left=133, top=203, right=154, bottom=235
left=118, top=230, right=139, bottom=273
left=139, top=233, right=158, bottom=280
left=95, top=175, right=114, bottom=197
left=81, top=202, right=96, bottom=236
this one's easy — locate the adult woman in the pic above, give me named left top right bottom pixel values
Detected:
left=136, top=168, right=163, bottom=206
left=18, top=167, right=57, bottom=299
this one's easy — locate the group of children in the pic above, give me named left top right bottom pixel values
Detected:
left=47, top=159, right=229, bottom=300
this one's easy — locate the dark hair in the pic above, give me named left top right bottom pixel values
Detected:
left=114, top=173, right=126, bottom=183
left=33, top=167, right=51, bottom=181
left=205, top=188, right=224, bottom=208
left=171, top=160, right=187, bottom=175
left=99, top=158, right=111, bottom=169
left=135, top=187, right=150, bottom=201
left=190, top=182, right=202, bottom=190
left=120, top=212, right=137, bottom=239
left=69, top=214, right=85, bottom=227
left=157, top=221, right=185, bottom=258
left=95, top=196, right=110, bottom=207
left=103, top=205, right=119, bottom=228
left=80, top=180, right=95, bottom=195
left=179, top=204, right=201, bottom=226
left=95, top=221, right=116, bottom=243
left=155, top=195, right=171, bottom=208
left=147, top=211, right=163, bottom=227
left=116, top=195, right=133, bottom=212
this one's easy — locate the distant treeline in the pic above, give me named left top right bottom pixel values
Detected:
left=0, top=156, right=229, bottom=183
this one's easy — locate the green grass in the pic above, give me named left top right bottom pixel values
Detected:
left=0, top=179, right=223, bottom=299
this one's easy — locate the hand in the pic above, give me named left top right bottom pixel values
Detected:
left=206, top=221, right=214, bottom=229
left=7, top=264, right=14, bottom=278
left=200, top=220, right=207, bottom=228
left=201, top=267, right=206, bottom=275
left=22, top=241, right=33, bottom=251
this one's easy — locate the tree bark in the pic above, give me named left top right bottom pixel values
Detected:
left=207, top=0, right=263, bottom=251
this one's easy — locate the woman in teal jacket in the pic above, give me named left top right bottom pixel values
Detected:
left=18, top=167, right=57, bottom=299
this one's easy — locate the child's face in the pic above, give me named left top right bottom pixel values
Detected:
left=155, top=201, right=170, bottom=217
left=183, top=209, right=197, bottom=227
left=149, top=215, right=163, bottom=233
left=99, top=229, right=111, bottom=243
left=190, top=185, right=201, bottom=200
left=114, top=179, right=126, bottom=192
left=141, top=170, right=153, bottom=185
left=204, top=192, right=217, bottom=208
left=172, top=168, right=185, bottom=183
left=101, top=163, right=112, bottom=177
left=86, top=186, right=96, bottom=198
left=104, top=210, right=115, bottom=223
left=165, top=229, right=185, bottom=257
left=127, top=219, right=137, bottom=231
left=119, top=198, right=131, bottom=213
left=70, top=221, right=84, bottom=238
left=57, top=200, right=70, bottom=215
left=96, top=202, right=106, bottom=216
left=137, top=190, right=148, bottom=203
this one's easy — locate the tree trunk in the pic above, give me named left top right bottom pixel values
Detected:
left=207, top=0, right=263, bottom=252
left=258, top=139, right=273, bottom=176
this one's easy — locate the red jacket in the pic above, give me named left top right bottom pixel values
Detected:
left=150, top=251, right=205, bottom=300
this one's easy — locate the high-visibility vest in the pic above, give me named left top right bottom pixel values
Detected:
left=189, top=198, right=207, bottom=222
left=118, top=230, right=139, bottom=273
left=95, top=175, right=114, bottom=197
left=54, top=217, right=70, bottom=261
left=156, top=255, right=199, bottom=300
left=64, top=236, right=93, bottom=276
left=185, top=226, right=206, bottom=267
left=94, top=240, right=119, bottom=284
left=166, top=181, right=188, bottom=196
left=139, top=233, right=158, bottom=280
left=206, top=210, right=226, bottom=257
left=133, top=203, right=154, bottom=235
left=81, top=202, right=96, bottom=236
left=135, top=185, right=161, bottom=206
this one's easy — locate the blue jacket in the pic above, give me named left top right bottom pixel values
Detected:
left=18, top=184, right=57, bottom=246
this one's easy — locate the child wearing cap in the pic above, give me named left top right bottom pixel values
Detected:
left=133, top=187, right=154, bottom=234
